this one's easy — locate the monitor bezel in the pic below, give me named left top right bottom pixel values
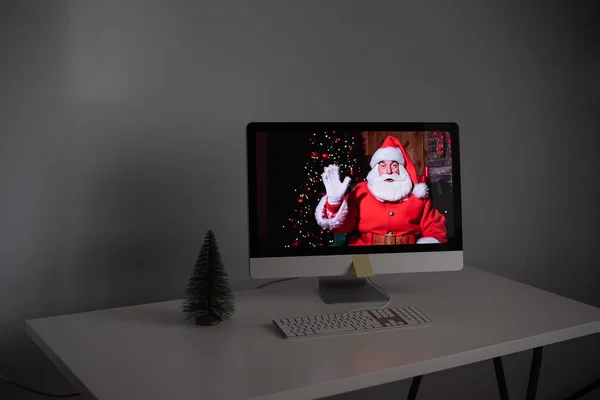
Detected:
left=246, top=122, right=463, bottom=259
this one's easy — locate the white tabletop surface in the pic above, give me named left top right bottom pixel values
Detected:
left=26, top=266, right=600, bottom=400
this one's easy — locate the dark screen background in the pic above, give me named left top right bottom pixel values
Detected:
left=253, top=130, right=456, bottom=254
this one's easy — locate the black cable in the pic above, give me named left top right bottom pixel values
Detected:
left=0, top=373, right=80, bottom=398
left=255, top=277, right=298, bottom=289
left=563, top=378, right=600, bottom=400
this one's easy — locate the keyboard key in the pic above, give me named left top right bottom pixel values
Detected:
left=274, top=307, right=432, bottom=339
left=314, top=326, right=356, bottom=334
left=398, top=311, right=418, bottom=324
left=410, top=307, right=432, bottom=323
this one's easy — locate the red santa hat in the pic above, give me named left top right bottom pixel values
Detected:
left=369, top=135, right=428, bottom=198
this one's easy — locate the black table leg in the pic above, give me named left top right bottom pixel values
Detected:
left=407, top=375, right=422, bottom=400
left=493, top=357, right=511, bottom=400
left=526, top=347, right=543, bottom=400
left=403, top=347, right=544, bottom=400
left=564, top=378, right=600, bottom=400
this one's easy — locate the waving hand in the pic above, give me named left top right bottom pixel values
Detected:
left=322, top=165, right=351, bottom=205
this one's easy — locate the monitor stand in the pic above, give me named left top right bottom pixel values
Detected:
left=318, top=275, right=388, bottom=304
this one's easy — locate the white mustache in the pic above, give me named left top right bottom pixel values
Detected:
left=373, top=173, right=404, bottom=182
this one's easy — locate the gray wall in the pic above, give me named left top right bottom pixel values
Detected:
left=1, top=1, right=599, bottom=399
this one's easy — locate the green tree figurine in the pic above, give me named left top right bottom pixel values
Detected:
left=182, top=230, right=235, bottom=325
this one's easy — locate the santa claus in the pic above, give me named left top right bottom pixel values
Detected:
left=314, top=135, right=447, bottom=245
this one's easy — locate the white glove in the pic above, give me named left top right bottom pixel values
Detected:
left=322, top=165, right=351, bottom=205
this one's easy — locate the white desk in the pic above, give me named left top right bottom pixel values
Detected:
left=26, top=267, right=600, bottom=400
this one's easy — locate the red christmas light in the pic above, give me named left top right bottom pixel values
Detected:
left=285, top=132, right=364, bottom=248
left=435, top=131, right=445, bottom=156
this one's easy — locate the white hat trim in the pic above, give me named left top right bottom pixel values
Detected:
left=369, top=146, right=404, bottom=168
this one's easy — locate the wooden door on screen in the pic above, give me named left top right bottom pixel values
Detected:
left=361, top=131, right=427, bottom=176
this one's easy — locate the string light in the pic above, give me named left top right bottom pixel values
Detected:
left=282, top=131, right=364, bottom=248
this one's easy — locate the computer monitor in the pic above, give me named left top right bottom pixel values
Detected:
left=246, top=122, right=463, bottom=304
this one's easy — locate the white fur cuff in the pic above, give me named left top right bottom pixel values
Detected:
left=412, top=183, right=429, bottom=198
left=417, top=237, right=440, bottom=244
left=326, top=196, right=342, bottom=206
left=314, top=196, right=349, bottom=230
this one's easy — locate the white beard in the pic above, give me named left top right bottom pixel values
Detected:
left=366, top=166, right=413, bottom=202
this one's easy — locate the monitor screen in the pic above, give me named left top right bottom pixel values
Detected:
left=247, top=123, right=462, bottom=259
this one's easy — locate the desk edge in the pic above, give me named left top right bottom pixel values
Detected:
left=248, top=321, right=600, bottom=400
left=25, top=321, right=99, bottom=400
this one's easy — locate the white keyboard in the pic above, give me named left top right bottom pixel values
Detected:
left=273, top=307, right=432, bottom=339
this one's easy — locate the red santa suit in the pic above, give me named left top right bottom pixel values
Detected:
left=315, top=136, right=448, bottom=245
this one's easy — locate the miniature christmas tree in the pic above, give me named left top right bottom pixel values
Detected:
left=182, top=230, right=235, bottom=325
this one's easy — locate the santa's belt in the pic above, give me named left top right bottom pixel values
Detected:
left=362, top=233, right=416, bottom=245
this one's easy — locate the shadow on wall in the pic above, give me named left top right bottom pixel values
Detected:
left=35, top=138, right=209, bottom=317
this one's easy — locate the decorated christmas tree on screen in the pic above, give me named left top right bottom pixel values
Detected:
left=282, top=131, right=367, bottom=248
